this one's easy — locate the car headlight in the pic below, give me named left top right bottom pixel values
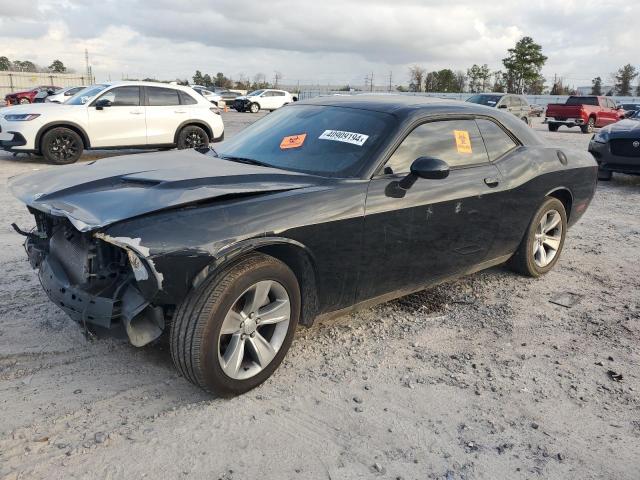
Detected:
left=592, top=130, right=609, bottom=144
left=4, top=113, right=41, bottom=121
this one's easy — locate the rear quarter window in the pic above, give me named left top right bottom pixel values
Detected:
left=476, top=118, right=519, bottom=161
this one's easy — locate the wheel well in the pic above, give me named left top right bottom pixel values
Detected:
left=175, top=121, right=213, bottom=143
left=255, top=244, right=319, bottom=327
left=548, top=189, right=573, bottom=220
left=36, top=123, right=89, bottom=152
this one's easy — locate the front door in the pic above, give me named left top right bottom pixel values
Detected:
left=87, top=86, right=146, bottom=147
left=358, top=118, right=504, bottom=301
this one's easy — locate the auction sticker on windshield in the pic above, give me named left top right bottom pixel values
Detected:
left=280, top=134, right=307, bottom=150
left=319, top=130, right=369, bottom=146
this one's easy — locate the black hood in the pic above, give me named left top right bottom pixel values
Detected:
left=604, top=118, right=640, bottom=138
left=9, top=149, right=317, bottom=232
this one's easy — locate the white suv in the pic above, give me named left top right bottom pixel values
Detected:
left=233, top=89, right=294, bottom=113
left=0, top=81, right=224, bottom=164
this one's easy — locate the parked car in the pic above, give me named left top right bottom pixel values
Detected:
left=46, top=86, right=86, bottom=104
left=190, top=85, right=223, bottom=106
left=588, top=110, right=640, bottom=180
left=0, top=81, right=224, bottom=164
left=216, top=90, right=241, bottom=103
left=466, top=93, right=531, bottom=125
left=234, top=89, right=294, bottom=113
left=9, top=95, right=597, bottom=395
left=545, top=96, right=624, bottom=133
left=5, top=85, right=61, bottom=105
left=530, top=104, right=545, bottom=117
left=618, top=103, right=640, bottom=118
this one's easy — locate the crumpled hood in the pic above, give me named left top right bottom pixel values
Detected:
left=9, top=149, right=316, bottom=232
left=603, top=118, right=640, bottom=137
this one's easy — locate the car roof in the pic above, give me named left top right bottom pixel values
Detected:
left=101, top=80, right=198, bottom=93
left=298, top=94, right=496, bottom=115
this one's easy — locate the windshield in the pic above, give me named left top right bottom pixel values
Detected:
left=65, top=85, right=108, bottom=105
left=216, top=104, right=394, bottom=177
left=632, top=110, right=640, bottom=119
left=247, top=90, right=264, bottom=97
left=566, top=96, right=598, bottom=106
left=466, top=94, right=502, bottom=107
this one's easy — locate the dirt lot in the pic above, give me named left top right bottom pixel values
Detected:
left=0, top=113, right=638, bottom=480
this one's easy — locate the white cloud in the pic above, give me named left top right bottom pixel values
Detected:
left=0, top=0, right=637, bottom=87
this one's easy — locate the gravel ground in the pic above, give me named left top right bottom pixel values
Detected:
left=0, top=113, right=638, bottom=480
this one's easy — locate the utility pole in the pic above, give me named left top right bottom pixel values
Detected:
left=388, top=71, right=393, bottom=92
left=364, top=74, right=369, bottom=92
left=84, top=48, right=90, bottom=83
left=370, top=72, right=374, bottom=92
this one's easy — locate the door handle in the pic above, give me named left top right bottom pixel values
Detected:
left=129, top=111, right=144, bottom=115
left=174, top=110, right=187, bottom=114
left=484, top=177, right=500, bottom=188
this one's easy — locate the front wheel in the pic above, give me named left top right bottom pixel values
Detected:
left=508, top=197, right=567, bottom=277
left=19, top=97, right=30, bottom=104
left=177, top=125, right=210, bottom=149
left=41, top=127, right=84, bottom=164
left=249, top=102, right=260, bottom=113
left=170, top=253, right=300, bottom=396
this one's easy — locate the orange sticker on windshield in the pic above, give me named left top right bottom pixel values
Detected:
left=454, top=130, right=472, bottom=154
left=280, top=133, right=307, bottom=150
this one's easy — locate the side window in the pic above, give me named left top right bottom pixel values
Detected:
left=476, top=118, right=519, bottom=161
left=95, top=86, right=140, bottom=106
left=274, top=91, right=285, bottom=96
left=147, top=87, right=180, bottom=106
left=178, top=91, right=198, bottom=105
left=385, top=119, right=489, bottom=174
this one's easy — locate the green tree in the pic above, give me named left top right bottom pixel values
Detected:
left=502, top=36, right=547, bottom=94
left=492, top=70, right=506, bottom=92
left=591, top=77, right=603, bottom=95
left=614, top=64, right=638, bottom=96
left=467, top=64, right=491, bottom=93
left=12, top=60, right=37, bottom=72
left=48, top=59, right=66, bottom=73
left=202, top=74, right=213, bottom=88
left=215, top=72, right=232, bottom=88
left=192, top=70, right=205, bottom=86
left=0, top=56, right=10, bottom=71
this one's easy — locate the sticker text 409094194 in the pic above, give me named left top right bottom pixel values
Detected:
left=319, top=130, right=369, bottom=146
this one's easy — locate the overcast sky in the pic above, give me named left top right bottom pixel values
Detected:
left=0, top=0, right=637, bottom=87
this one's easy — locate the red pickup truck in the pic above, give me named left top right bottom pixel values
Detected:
left=4, top=85, right=60, bottom=105
left=545, top=96, right=625, bottom=134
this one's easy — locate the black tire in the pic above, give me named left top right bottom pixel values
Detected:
left=176, top=125, right=210, bottom=150
left=19, top=97, right=31, bottom=104
left=598, top=169, right=612, bottom=181
left=170, top=253, right=300, bottom=396
left=508, top=197, right=567, bottom=278
left=548, top=123, right=559, bottom=132
left=581, top=117, right=595, bottom=134
left=41, top=127, right=84, bottom=165
left=249, top=102, right=260, bottom=114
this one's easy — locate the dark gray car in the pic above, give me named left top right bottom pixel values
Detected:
left=467, top=93, right=532, bottom=125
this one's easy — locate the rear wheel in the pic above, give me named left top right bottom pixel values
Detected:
left=177, top=125, right=210, bottom=149
left=508, top=197, right=567, bottom=277
left=41, top=127, right=83, bottom=165
left=581, top=117, right=595, bottom=134
left=548, top=123, right=559, bottom=132
left=19, top=97, right=30, bottom=104
left=170, top=253, right=300, bottom=396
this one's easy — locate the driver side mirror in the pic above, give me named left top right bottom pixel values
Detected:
left=95, top=99, right=112, bottom=110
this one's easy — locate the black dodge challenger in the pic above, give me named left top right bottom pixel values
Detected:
left=588, top=110, right=640, bottom=180
left=9, top=96, right=597, bottom=395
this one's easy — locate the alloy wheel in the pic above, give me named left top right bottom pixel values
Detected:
left=185, top=130, right=205, bottom=148
left=49, top=134, right=78, bottom=162
left=533, top=209, right=563, bottom=268
left=218, top=280, right=291, bottom=380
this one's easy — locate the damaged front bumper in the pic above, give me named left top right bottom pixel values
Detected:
left=23, top=215, right=167, bottom=346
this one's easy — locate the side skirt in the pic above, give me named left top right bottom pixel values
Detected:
left=313, top=254, right=512, bottom=324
